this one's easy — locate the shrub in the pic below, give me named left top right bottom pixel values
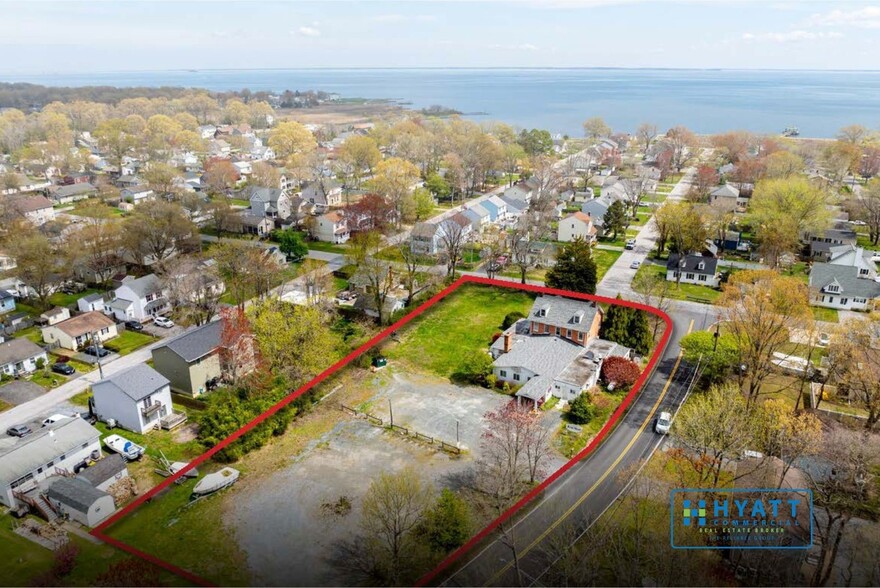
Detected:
left=600, top=356, right=641, bottom=389
left=418, top=488, right=472, bottom=553
left=36, top=357, right=46, bottom=370
left=568, top=393, right=595, bottom=425
left=501, top=311, right=525, bottom=330
left=460, top=350, right=494, bottom=385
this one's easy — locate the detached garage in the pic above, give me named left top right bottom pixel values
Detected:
left=47, top=477, right=115, bottom=527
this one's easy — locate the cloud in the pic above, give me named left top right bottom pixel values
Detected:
left=807, top=6, right=880, bottom=29
left=488, top=43, right=539, bottom=51
left=741, top=30, right=843, bottom=43
left=296, top=26, right=321, bottom=37
left=370, top=14, right=436, bottom=23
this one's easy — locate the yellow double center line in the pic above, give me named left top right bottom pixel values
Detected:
left=482, top=319, right=694, bottom=587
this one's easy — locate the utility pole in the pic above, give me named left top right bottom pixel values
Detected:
left=92, top=331, right=104, bottom=379
left=388, top=398, right=393, bottom=427
left=456, top=419, right=460, bottom=447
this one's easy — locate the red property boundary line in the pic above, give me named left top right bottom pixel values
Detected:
left=90, top=275, right=672, bottom=587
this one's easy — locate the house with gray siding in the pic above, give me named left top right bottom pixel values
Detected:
left=152, top=321, right=223, bottom=397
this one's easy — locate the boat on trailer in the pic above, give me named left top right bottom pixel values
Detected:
left=192, top=467, right=239, bottom=497
left=103, top=434, right=145, bottom=461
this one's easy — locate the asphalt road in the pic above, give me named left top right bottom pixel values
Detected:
left=434, top=303, right=713, bottom=587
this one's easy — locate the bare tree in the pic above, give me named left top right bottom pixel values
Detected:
left=508, top=210, right=553, bottom=284
left=636, top=122, right=658, bottom=155
left=158, top=255, right=223, bottom=326
left=439, top=219, right=469, bottom=278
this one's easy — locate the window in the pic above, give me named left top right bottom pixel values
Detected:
left=826, top=284, right=839, bottom=293
left=698, top=274, right=707, bottom=282
left=499, top=370, right=507, bottom=377
left=555, top=327, right=560, bottom=335
left=513, top=373, right=521, bottom=381
left=577, top=332, right=584, bottom=341
left=686, top=273, right=695, bottom=280
left=82, top=443, right=89, bottom=448
left=841, top=298, right=849, bottom=305
left=60, top=454, right=66, bottom=461
left=566, top=329, right=571, bottom=337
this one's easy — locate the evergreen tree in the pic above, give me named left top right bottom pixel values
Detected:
left=603, top=200, right=628, bottom=239
left=545, top=237, right=598, bottom=294
left=626, top=309, right=654, bottom=355
left=568, top=393, right=595, bottom=425
left=600, top=294, right=633, bottom=344
left=418, top=488, right=472, bottom=553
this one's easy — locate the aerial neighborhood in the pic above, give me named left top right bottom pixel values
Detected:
left=0, top=80, right=879, bottom=587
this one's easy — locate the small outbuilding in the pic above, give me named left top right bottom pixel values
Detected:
left=47, top=476, right=115, bottom=527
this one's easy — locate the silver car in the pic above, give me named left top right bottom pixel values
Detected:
left=655, top=411, right=672, bottom=435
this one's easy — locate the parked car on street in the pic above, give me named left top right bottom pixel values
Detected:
left=153, top=316, right=175, bottom=328
left=124, top=320, right=144, bottom=331
left=51, top=362, right=75, bottom=375
left=630, top=260, right=641, bottom=269
left=6, top=424, right=32, bottom=437
left=42, top=414, right=70, bottom=427
left=625, top=239, right=637, bottom=250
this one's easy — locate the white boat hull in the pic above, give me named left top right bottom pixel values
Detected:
left=103, top=434, right=145, bottom=461
left=192, top=467, right=239, bottom=496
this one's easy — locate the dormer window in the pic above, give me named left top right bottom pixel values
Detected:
left=573, top=311, right=583, bottom=324
left=537, top=306, right=549, bottom=317
left=826, top=284, right=840, bottom=293
left=859, top=268, right=868, bottom=276
left=697, top=262, right=705, bottom=271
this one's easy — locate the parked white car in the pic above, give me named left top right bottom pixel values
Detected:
left=153, top=316, right=175, bottom=328
left=630, top=260, right=641, bottom=269
left=655, top=411, right=672, bottom=435
left=42, top=414, right=70, bottom=427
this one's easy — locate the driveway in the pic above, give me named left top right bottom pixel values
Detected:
left=0, top=380, right=45, bottom=406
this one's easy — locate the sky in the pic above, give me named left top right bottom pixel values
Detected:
left=1, top=1, right=879, bottom=73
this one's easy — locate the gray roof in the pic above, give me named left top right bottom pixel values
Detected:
left=493, top=334, right=584, bottom=376
left=154, top=320, right=221, bottom=363
left=248, top=186, right=285, bottom=204
left=529, top=295, right=600, bottom=333
left=119, top=274, right=162, bottom=298
left=0, top=418, right=101, bottom=488
left=0, top=338, right=45, bottom=367
left=809, top=263, right=880, bottom=299
left=411, top=222, right=441, bottom=238
left=666, top=254, right=718, bottom=275
left=556, top=339, right=631, bottom=387
left=77, top=454, right=127, bottom=487
left=80, top=292, right=105, bottom=304
left=710, top=184, right=740, bottom=198
left=580, top=197, right=611, bottom=222
left=93, top=364, right=170, bottom=402
left=499, top=195, right=528, bottom=212
left=52, top=183, right=96, bottom=198
left=48, top=476, right=110, bottom=513
left=105, top=297, right=132, bottom=311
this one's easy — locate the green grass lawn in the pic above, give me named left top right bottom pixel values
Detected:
left=228, top=198, right=251, bottom=207
left=597, top=230, right=639, bottom=249
left=50, top=354, right=96, bottom=374
left=556, top=390, right=622, bottom=458
left=811, top=306, right=839, bottom=323
left=499, top=267, right=548, bottom=282
left=46, top=288, right=102, bottom=308
left=0, top=399, right=11, bottom=413
left=14, top=325, right=43, bottom=344
left=856, top=232, right=880, bottom=251
left=70, top=389, right=92, bottom=406
left=632, top=262, right=722, bottom=304
left=0, top=513, right=179, bottom=587
left=383, top=283, right=535, bottom=379
left=375, top=245, right=436, bottom=265
left=780, top=261, right=810, bottom=285
left=28, top=370, right=64, bottom=389
left=593, top=248, right=624, bottom=282
left=102, top=330, right=157, bottom=355
left=306, top=240, right=348, bottom=254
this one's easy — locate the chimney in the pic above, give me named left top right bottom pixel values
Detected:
left=503, top=332, right=512, bottom=353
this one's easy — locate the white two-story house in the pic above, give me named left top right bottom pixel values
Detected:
left=92, top=364, right=175, bottom=434
left=315, top=212, right=351, bottom=244
left=105, top=274, right=169, bottom=322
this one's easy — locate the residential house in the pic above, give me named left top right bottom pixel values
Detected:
left=0, top=174, right=51, bottom=195
left=808, top=246, right=880, bottom=311
left=0, top=251, right=16, bottom=272
left=410, top=222, right=445, bottom=255
left=485, top=196, right=509, bottom=221
left=666, top=254, right=720, bottom=288
left=237, top=213, right=274, bottom=237
left=114, top=174, right=145, bottom=190
left=39, top=307, right=70, bottom=326
left=8, top=195, right=56, bottom=225
left=301, top=179, right=343, bottom=210
left=105, top=274, right=168, bottom=322
left=315, top=212, right=350, bottom=244
left=120, top=186, right=155, bottom=205
left=232, top=161, right=252, bottom=176
left=461, top=206, right=490, bottom=232
left=0, top=418, right=103, bottom=510
left=49, top=182, right=97, bottom=205
left=248, top=186, right=291, bottom=220
left=708, top=184, right=749, bottom=211
left=503, top=182, right=535, bottom=204
left=499, top=195, right=528, bottom=218
left=77, top=292, right=106, bottom=313
left=580, top=195, right=613, bottom=229
left=489, top=296, right=631, bottom=407
left=0, top=339, right=47, bottom=377
left=152, top=320, right=225, bottom=397
left=557, top=212, right=598, bottom=244
left=807, top=227, right=858, bottom=261
left=41, top=311, right=118, bottom=351
left=92, top=364, right=175, bottom=434
left=0, top=291, right=15, bottom=315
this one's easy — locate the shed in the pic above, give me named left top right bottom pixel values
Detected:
left=76, top=454, right=129, bottom=492
left=47, top=476, right=115, bottom=527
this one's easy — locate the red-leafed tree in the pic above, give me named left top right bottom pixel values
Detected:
left=601, top=356, right=642, bottom=389
left=219, top=306, right=260, bottom=384
left=95, top=559, right=165, bottom=587
left=730, top=158, right=765, bottom=188
left=203, top=158, right=240, bottom=194
left=691, top=164, right=720, bottom=200
left=343, top=193, right=396, bottom=234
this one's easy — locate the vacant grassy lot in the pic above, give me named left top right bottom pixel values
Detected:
left=384, top=283, right=535, bottom=379
left=103, top=330, right=156, bottom=355
left=594, top=248, right=624, bottom=281
left=633, top=262, right=722, bottom=304
left=47, top=288, right=102, bottom=308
